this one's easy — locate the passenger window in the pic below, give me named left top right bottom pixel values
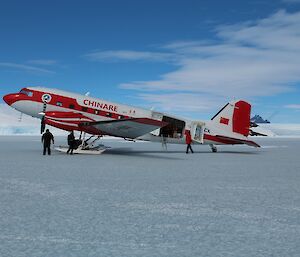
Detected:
left=118, top=115, right=124, bottom=119
left=82, top=107, right=88, bottom=112
left=106, top=113, right=112, bottom=117
left=56, top=102, right=63, bottom=107
left=69, top=104, right=75, bottom=109
left=95, top=110, right=99, bottom=115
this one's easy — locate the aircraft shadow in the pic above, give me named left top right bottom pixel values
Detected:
left=103, top=148, right=184, bottom=160
left=104, top=147, right=259, bottom=158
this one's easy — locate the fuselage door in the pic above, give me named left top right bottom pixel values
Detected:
left=191, top=121, right=205, bottom=144
left=151, top=111, right=164, bottom=136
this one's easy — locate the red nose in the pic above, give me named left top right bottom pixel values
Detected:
left=3, top=93, right=21, bottom=106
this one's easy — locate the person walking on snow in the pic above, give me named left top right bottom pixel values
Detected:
left=185, top=130, right=194, bottom=154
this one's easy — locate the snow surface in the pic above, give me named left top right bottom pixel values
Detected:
left=0, top=136, right=300, bottom=257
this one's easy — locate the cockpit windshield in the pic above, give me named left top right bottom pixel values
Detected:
left=19, top=89, right=33, bottom=97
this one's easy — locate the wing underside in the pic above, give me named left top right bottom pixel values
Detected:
left=80, top=118, right=168, bottom=139
left=44, top=111, right=167, bottom=138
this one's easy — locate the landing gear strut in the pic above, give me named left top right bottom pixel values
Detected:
left=210, top=144, right=217, bottom=153
left=55, top=132, right=108, bottom=154
left=80, top=132, right=103, bottom=150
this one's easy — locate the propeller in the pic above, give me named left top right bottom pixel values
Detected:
left=40, top=116, right=46, bottom=134
left=40, top=101, right=47, bottom=134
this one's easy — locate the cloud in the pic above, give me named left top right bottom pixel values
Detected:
left=137, top=93, right=224, bottom=118
left=0, top=62, right=55, bottom=74
left=109, top=10, right=300, bottom=113
left=282, top=0, right=300, bottom=3
left=285, top=104, right=300, bottom=109
left=0, top=104, right=65, bottom=135
left=27, top=59, right=58, bottom=66
left=84, top=50, right=175, bottom=63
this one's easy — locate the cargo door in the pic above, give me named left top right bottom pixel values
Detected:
left=151, top=111, right=164, bottom=136
left=191, top=121, right=205, bottom=144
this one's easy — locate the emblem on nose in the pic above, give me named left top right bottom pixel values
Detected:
left=42, top=94, right=52, bottom=103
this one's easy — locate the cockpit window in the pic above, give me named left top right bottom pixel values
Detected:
left=20, top=89, right=33, bottom=97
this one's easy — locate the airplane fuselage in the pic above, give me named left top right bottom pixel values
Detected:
left=3, top=87, right=259, bottom=148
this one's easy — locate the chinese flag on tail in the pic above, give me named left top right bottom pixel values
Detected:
left=220, top=117, right=229, bottom=125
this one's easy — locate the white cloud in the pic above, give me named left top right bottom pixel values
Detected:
left=27, top=59, right=58, bottom=66
left=0, top=104, right=65, bottom=135
left=84, top=50, right=175, bottom=63
left=285, top=104, right=300, bottom=109
left=137, top=93, right=225, bottom=118
left=111, top=10, right=300, bottom=113
left=282, top=0, right=300, bottom=3
left=0, top=62, right=54, bottom=74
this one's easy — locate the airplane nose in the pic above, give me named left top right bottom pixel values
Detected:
left=3, top=93, right=20, bottom=106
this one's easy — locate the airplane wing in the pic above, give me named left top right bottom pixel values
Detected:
left=215, top=135, right=261, bottom=147
left=79, top=118, right=168, bottom=139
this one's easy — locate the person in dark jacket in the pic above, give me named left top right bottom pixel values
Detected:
left=67, top=131, right=75, bottom=154
left=41, top=129, right=54, bottom=155
left=185, top=130, right=194, bottom=154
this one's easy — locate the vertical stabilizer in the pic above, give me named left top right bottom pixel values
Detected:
left=211, top=100, right=251, bottom=137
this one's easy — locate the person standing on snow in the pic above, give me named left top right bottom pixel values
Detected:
left=67, top=131, right=75, bottom=154
left=41, top=129, right=54, bottom=155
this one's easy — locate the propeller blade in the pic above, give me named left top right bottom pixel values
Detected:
left=40, top=115, right=46, bottom=134
left=40, top=102, right=47, bottom=134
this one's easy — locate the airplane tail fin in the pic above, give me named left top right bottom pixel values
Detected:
left=211, top=100, right=251, bottom=137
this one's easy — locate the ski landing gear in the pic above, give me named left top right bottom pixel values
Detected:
left=209, top=144, right=217, bottom=153
left=56, top=133, right=109, bottom=155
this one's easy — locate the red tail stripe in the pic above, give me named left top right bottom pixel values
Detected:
left=232, top=101, right=251, bottom=136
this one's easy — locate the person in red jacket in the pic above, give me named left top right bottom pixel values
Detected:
left=185, top=130, right=194, bottom=154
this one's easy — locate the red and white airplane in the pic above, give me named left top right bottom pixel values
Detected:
left=3, top=87, right=260, bottom=152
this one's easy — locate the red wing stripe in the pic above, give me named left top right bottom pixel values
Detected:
left=45, top=120, right=79, bottom=130
left=45, top=111, right=94, bottom=119
left=46, top=117, right=94, bottom=122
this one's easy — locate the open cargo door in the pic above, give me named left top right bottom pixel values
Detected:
left=159, top=116, right=186, bottom=138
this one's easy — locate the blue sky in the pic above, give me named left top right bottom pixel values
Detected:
left=1, top=0, right=300, bottom=124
